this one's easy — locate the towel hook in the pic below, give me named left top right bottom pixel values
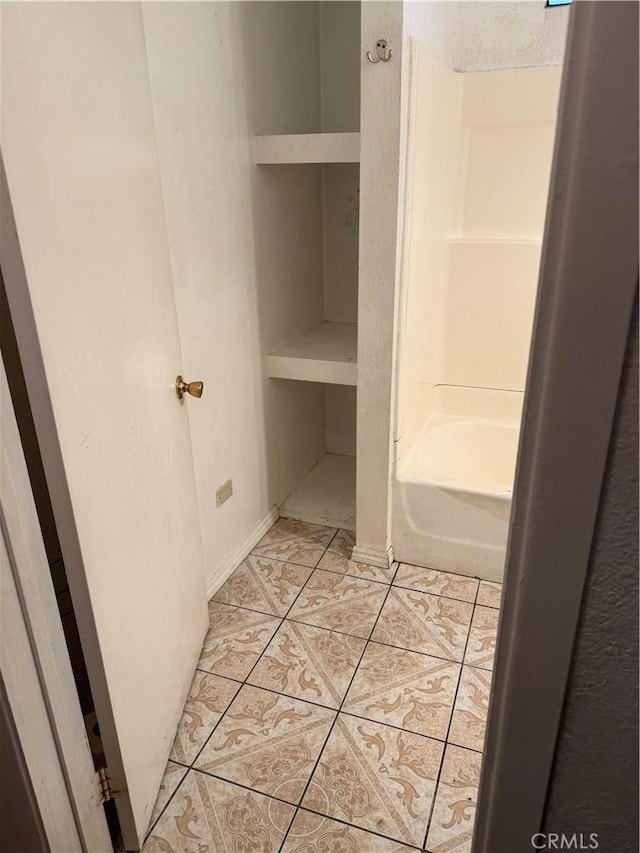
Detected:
left=367, top=38, right=392, bottom=64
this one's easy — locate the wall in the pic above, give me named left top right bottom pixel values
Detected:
left=143, top=2, right=328, bottom=593
left=542, top=303, right=639, bottom=849
left=354, top=0, right=405, bottom=567
left=320, top=1, right=360, bottom=459
left=405, top=0, right=569, bottom=72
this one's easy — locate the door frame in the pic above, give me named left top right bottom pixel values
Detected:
left=473, top=2, right=638, bottom=850
left=1, top=358, right=112, bottom=852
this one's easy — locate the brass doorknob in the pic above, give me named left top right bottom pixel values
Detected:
left=175, top=375, right=204, bottom=400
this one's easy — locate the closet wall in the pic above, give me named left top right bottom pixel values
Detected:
left=321, top=2, right=360, bottom=460
left=143, top=2, right=361, bottom=593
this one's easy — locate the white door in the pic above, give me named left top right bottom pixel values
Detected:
left=1, top=4, right=208, bottom=849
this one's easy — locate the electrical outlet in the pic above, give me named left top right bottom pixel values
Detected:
left=216, top=479, right=233, bottom=508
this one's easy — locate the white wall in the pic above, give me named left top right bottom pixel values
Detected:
left=143, top=2, right=328, bottom=593
left=405, top=0, right=569, bottom=72
left=355, top=0, right=405, bottom=567
left=320, top=1, right=360, bottom=458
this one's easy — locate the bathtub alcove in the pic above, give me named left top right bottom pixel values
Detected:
left=393, top=43, right=563, bottom=581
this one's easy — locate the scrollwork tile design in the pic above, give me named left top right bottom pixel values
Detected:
left=281, top=810, right=418, bottom=852
left=197, top=602, right=281, bottom=681
left=463, top=606, right=499, bottom=671
left=143, top=769, right=294, bottom=852
left=212, top=555, right=312, bottom=617
left=288, top=569, right=388, bottom=639
left=476, top=581, right=502, bottom=609
left=169, top=671, right=239, bottom=766
left=147, top=761, right=188, bottom=832
left=394, top=565, right=478, bottom=603
left=248, top=620, right=366, bottom=709
left=424, top=745, right=481, bottom=853
left=194, top=684, right=335, bottom=804
left=371, top=588, right=473, bottom=662
left=302, top=714, right=443, bottom=847
left=448, top=667, right=491, bottom=753
left=343, top=642, right=460, bottom=740
left=252, top=518, right=337, bottom=567
left=150, top=518, right=504, bottom=853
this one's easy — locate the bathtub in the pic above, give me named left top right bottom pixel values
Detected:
left=393, top=387, right=522, bottom=582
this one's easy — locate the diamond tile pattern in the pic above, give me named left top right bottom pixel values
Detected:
left=394, top=565, right=478, bottom=602
left=248, top=620, right=365, bottom=708
left=303, top=713, right=442, bottom=846
left=212, top=555, right=312, bottom=616
left=425, top=744, right=482, bottom=853
left=282, top=810, right=417, bottom=852
left=372, top=587, right=473, bottom=661
left=252, top=518, right=336, bottom=567
left=288, top=569, right=387, bottom=639
left=143, top=521, right=503, bottom=853
left=448, top=666, right=491, bottom=753
left=195, top=685, right=335, bottom=804
left=464, top=605, right=499, bottom=671
left=170, top=671, right=239, bottom=765
left=343, top=642, right=460, bottom=740
left=197, top=601, right=281, bottom=680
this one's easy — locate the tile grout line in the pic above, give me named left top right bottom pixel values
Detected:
left=147, top=519, right=497, bottom=850
left=421, top=580, right=482, bottom=851
left=237, top=527, right=341, bottom=688
left=159, top=525, right=341, bottom=852
left=276, top=559, right=400, bottom=853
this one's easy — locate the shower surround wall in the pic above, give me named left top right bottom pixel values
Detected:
left=393, top=43, right=562, bottom=580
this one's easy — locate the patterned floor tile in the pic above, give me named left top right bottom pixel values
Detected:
left=169, top=671, right=239, bottom=766
left=146, top=761, right=187, bottom=832
left=394, top=565, right=478, bottom=603
left=143, top=769, right=294, bottom=852
left=448, top=667, right=491, bottom=753
left=197, top=602, right=281, bottom=680
left=476, top=581, right=502, bottom=609
left=288, top=569, right=388, bottom=639
left=371, top=588, right=473, bottom=662
left=252, top=518, right=336, bottom=567
left=281, top=810, right=418, bottom=852
left=424, top=745, right=481, bottom=853
left=343, top=642, right=460, bottom=740
left=194, top=684, right=335, bottom=804
left=318, top=529, right=397, bottom=584
left=463, top=606, right=499, bottom=671
left=248, top=620, right=366, bottom=709
left=212, top=555, right=312, bottom=617
left=303, top=714, right=443, bottom=847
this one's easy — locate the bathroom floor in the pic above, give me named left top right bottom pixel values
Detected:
left=142, top=519, right=502, bottom=853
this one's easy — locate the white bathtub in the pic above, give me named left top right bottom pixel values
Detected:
left=393, top=387, right=522, bottom=582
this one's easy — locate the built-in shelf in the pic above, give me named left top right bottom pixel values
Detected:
left=280, top=453, right=356, bottom=530
left=266, top=321, right=357, bottom=386
left=255, top=132, right=360, bottom=164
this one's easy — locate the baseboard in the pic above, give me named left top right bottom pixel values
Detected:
left=205, top=507, right=279, bottom=599
left=351, top=543, right=395, bottom=569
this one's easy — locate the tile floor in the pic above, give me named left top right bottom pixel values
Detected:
left=143, top=519, right=502, bottom=853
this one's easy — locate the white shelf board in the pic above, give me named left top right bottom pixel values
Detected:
left=255, top=132, right=360, bottom=164
left=266, top=321, right=357, bottom=386
left=280, top=453, right=356, bottom=531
